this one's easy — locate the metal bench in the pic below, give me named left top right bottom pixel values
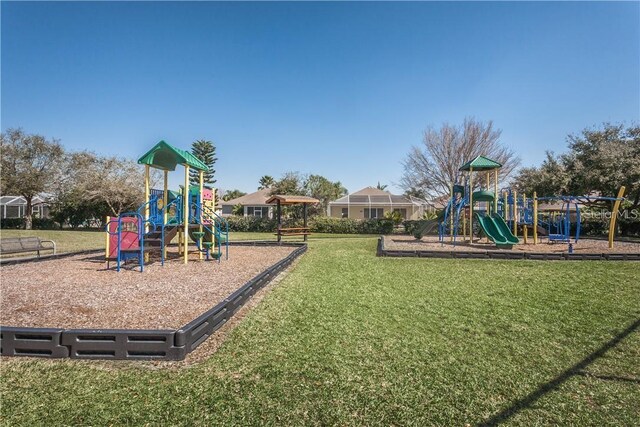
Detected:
left=0, top=237, right=57, bottom=258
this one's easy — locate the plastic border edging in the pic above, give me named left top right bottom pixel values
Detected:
left=0, top=242, right=306, bottom=361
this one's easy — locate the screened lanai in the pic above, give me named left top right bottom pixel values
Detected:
left=327, top=187, right=432, bottom=220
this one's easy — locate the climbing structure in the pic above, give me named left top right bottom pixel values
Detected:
left=439, top=156, right=519, bottom=248
left=105, top=140, right=229, bottom=272
left=439, top=155, right=626, bottom=249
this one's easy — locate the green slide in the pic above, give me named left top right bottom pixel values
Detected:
left=491, top=213, right=519, bottom=245
left=474, top=213, right=517, bottom=248
left=475, top=213, right=508, bottom=246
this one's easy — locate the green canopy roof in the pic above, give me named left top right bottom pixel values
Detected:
left=459, top=155, right=502, bottom=171
left=138, top=140, right=208, bottom=172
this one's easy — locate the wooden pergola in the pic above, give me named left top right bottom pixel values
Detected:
left=265, top=195, right=320, bottom=242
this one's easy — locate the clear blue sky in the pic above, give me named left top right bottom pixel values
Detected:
left=2, top=1, right=638, bottom=194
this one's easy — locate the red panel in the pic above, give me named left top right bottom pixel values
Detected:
left=108, top=217, right=140, bottom=258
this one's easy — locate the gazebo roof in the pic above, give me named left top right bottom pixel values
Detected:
left=265, top=195, right=320, bottom=205
left=138, top=140, right=208, bottom=172
left=459, top=155, right=502, bottom=171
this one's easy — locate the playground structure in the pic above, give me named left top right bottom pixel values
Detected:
left=439, top=155, right=626, bottom=249
left=105, top=140, right=229, bottom=272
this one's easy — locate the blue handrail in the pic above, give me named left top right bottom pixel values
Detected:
left=162, top=196, right=183, bottom=225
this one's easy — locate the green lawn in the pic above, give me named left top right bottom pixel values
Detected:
left=1, top=237, right=639, bottom=425
left=0, top=229, right=375, bottom=255
left=0, top=229, right=105, bottom=254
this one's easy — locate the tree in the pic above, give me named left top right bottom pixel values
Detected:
left=189, top=139, right=217, bottom=186
left=270, top=171, right=306, bottom=196
left=0, top=128, right=65, bottom=229
left=303, top=174, right=347, bottom=215
left=63, top=152, right=148, bottom=217
left=222, top=189, right=247, bottom=202
left=270, top=172, right=346, bottom=217
left=258, top=175, right=275, bottom=190
left=512, top=123, right=640, bottom=206
left=403, top=187, right=428, bottom=200
left=562, top=123, right=640, bottom=207
left=400, top=117, right=520, bottom=199
left=512, top=151, right=569, bottom=197
left=376, top=182, right=388, bottom=190
left=232, top=204, right=244, bottom=216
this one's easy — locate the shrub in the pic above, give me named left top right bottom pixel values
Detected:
left=224, top=215, right=396, bottom=235
left=0, top=218, right=25, bottom=229
left=32, top=218, right=59, bottom=230
left=310, top=216, right=360, bottom=234
left=0, top=217, right=59, bottom=230
left=384, top=210, right=404, bottom=225
left=311, top=217, right=394, bottom=234
left=226, top=216, right=278, bottom=232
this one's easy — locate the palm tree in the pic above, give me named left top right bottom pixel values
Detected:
left=258, top=175, right=275, bottom=190
left=376, top=181, right=388, bottom=191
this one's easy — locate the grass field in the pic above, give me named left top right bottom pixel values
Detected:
left=0, top=229, right=375, bottom=254
left=1, top=235, right=639, bottom=425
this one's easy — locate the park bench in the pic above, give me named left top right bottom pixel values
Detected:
left=0, top=237, right=57, bottom=258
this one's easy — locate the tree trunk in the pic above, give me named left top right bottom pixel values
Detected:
left=24, top=196, right=33, bottom=230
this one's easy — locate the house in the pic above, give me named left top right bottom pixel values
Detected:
left=0, top=195, right=50, bottom=220
left=327, top=187, right=431, bottom=220
left=220, top=188, right=274, bottom=218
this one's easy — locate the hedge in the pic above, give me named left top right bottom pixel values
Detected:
left=0, top=218, right=59, bottom=230
left=225, top=216, right=395, bottom=235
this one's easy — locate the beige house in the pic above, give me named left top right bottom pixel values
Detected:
left=220, top=188, right=274, bottom=218
left=328, top=187, right=430, bottom=220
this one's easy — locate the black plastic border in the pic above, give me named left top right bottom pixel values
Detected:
left=0, top=241, right=306, bottom=361
left=377, top=237, right=640, bottom=261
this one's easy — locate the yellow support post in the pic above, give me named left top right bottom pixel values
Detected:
left=504, top=191, right=509, bottom=222
left=469, top=167, right=474, bottom=245
left=144, top=165, right=150, bottom=232
left=463, top=208, right=467, bottom=240
left=449, top=183, right=454, bottom=242
left=105, top=216, right=110, bottom=259
left=184, top=164, right=190, bottom=264
left=199, top=171, right=204, bottom=261
left=513, top=189, right=518, bottom=237
left=523, top=193, right=528, bottom=244
left=163, top=170, right=168, bottom=259
left=485, top=172, right=490, bottom=214
left=533, top=192, right=538, bottom=245
left=163, top=170, right=168, bottom=225
left=144, top=165, right=151, bottom=263
left=608, top=186, right=626, bottom=249
left=493, top=169, right=498, bottom=214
